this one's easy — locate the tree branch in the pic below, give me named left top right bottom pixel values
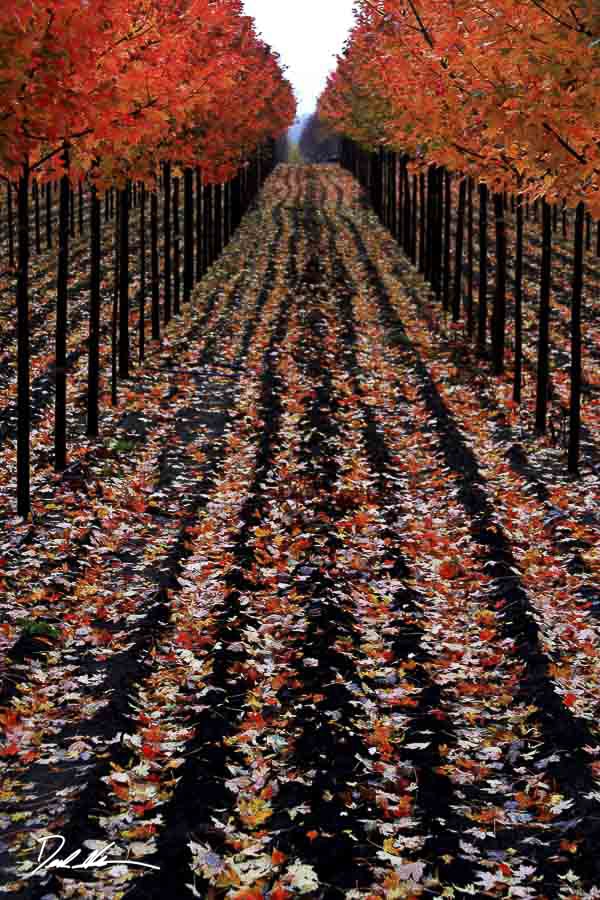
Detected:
left=406, top=0, right=435, bottom=48
left=361, top=0, right=385, bottom=18
left=527, top=0, right=592, bottom=36
left=543, top=121, right=587, bottom=164
left=452, top=141, right=486, bottom=161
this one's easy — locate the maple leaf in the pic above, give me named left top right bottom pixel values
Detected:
left=238, top=796, right=273, bottom=828
left=285, top=863, right=319, bottom=894
left=109, top=778, right=130, bottom=800
left=0, top=742, right=20, bottom=757
left=271, top=886, right=291, bottom=900
left=439, top=560, right=461, bottom=579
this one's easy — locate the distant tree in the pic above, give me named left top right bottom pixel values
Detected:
left=275, top=133, right=289, bottom=162
left=299, top=114, right=340, bottom=163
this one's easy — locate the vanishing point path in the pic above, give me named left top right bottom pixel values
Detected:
left=2, top=166, right=600, bottom=899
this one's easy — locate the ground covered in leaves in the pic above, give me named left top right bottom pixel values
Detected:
left=1, top=166, right=600, bottom=899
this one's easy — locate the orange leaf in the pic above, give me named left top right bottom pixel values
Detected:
left=439, top=560, right=460, bottom=579
left=271, top=886, right=291, bottom=900
left=0, top=742, right=19, bottom=757
left=560, top=839, right=578, bottom=853
left=175, top=631, right=195, bottom=648
left=110, top=780, right=129, bottom=800
left=142, top=743, right=159, bottom=760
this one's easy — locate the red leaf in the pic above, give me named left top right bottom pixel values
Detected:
left=271, top=886, right=291, bottom=900
left=0, top=742, right=19, bottom=757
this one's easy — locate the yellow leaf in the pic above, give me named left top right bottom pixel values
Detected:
left=238, top=796, right=273, bottom=828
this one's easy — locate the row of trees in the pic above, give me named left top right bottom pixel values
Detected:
left=319, top=0, right=600, bottom=474
left=1, top=169, right=261, bottom=269
left=0, top=0, right=295, bottom=517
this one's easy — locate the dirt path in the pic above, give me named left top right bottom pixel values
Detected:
left=2, top=165, right=600, bottom=900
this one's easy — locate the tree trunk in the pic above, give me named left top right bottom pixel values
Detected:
left=111, top=196, right=120, bottom=406
left=568, top=202, right=584, bottom=474
left=78, top=180, right=84, bottom=235
left=150, top=189, right=160, bottom=341
left=118, top=182, right=130, bottom=378
left=208, top=182, right=215, bottom=265
left=477, top=182, right=488, bottom=355
left=467, top=177, right=474, bottom=338
left=203, top=181, right=211, bottom=273
left=398, top=156, right=405, bottom=247
left=17, top=162, right=30, bottom=517
left=424, top=165, right=434, bottom=282
left=87, top=182, right=101, bottom=436
left=371, top=150, right=378, bottom=217
left=513, top=198, right=524, bottom=403
left=403, top=160, right=411, bottom=257
left=443, top=169, right=452, bottom=313
left=214, top=182, right=223, bottom=258
left=224, top=179, right=231, bottom=247
left=163, top=161, right=172, bottom=325
left=139, top=181, right=146, bottom=362
left=452, top=177, right=466, bottom=323
left=432, top=166, right=444, bottom=300
left=8, top=181, right=15, bottom=270
left=492, top=193, right=506, bottom=374
left=383, top=150, right=388, bottom=226
left=34, top=180, right=41, bottom=254
left=45, top=180, right=52, bottom=249
left=232, top=172, right=241, bottom=231
left=411, top=174, right=418, bottom=263
left=241, top=164, right=248, bottom=218
left=419, top=172, right=426, bottom=273
left=69, top=186, right=75, bottom=238
left=172, top=174, right=181, bottom=316
left=55, top=145, right=70, bottom=472
left=390, top=152, right=397, bottom=237
left=196, top=167, right=202, bottom=281
left=183, top=167, right=194, bottom=302
left=535, top=199, right=552, bottom=433
left=225, top=179, right=231, bottom=246
left=585, top=211, right=591, bottom=251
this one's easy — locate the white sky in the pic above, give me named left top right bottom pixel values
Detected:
left=242, top=0, right=357, bottom=119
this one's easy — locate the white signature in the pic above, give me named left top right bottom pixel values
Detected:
left=25, top=833, right=160, bottom=877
